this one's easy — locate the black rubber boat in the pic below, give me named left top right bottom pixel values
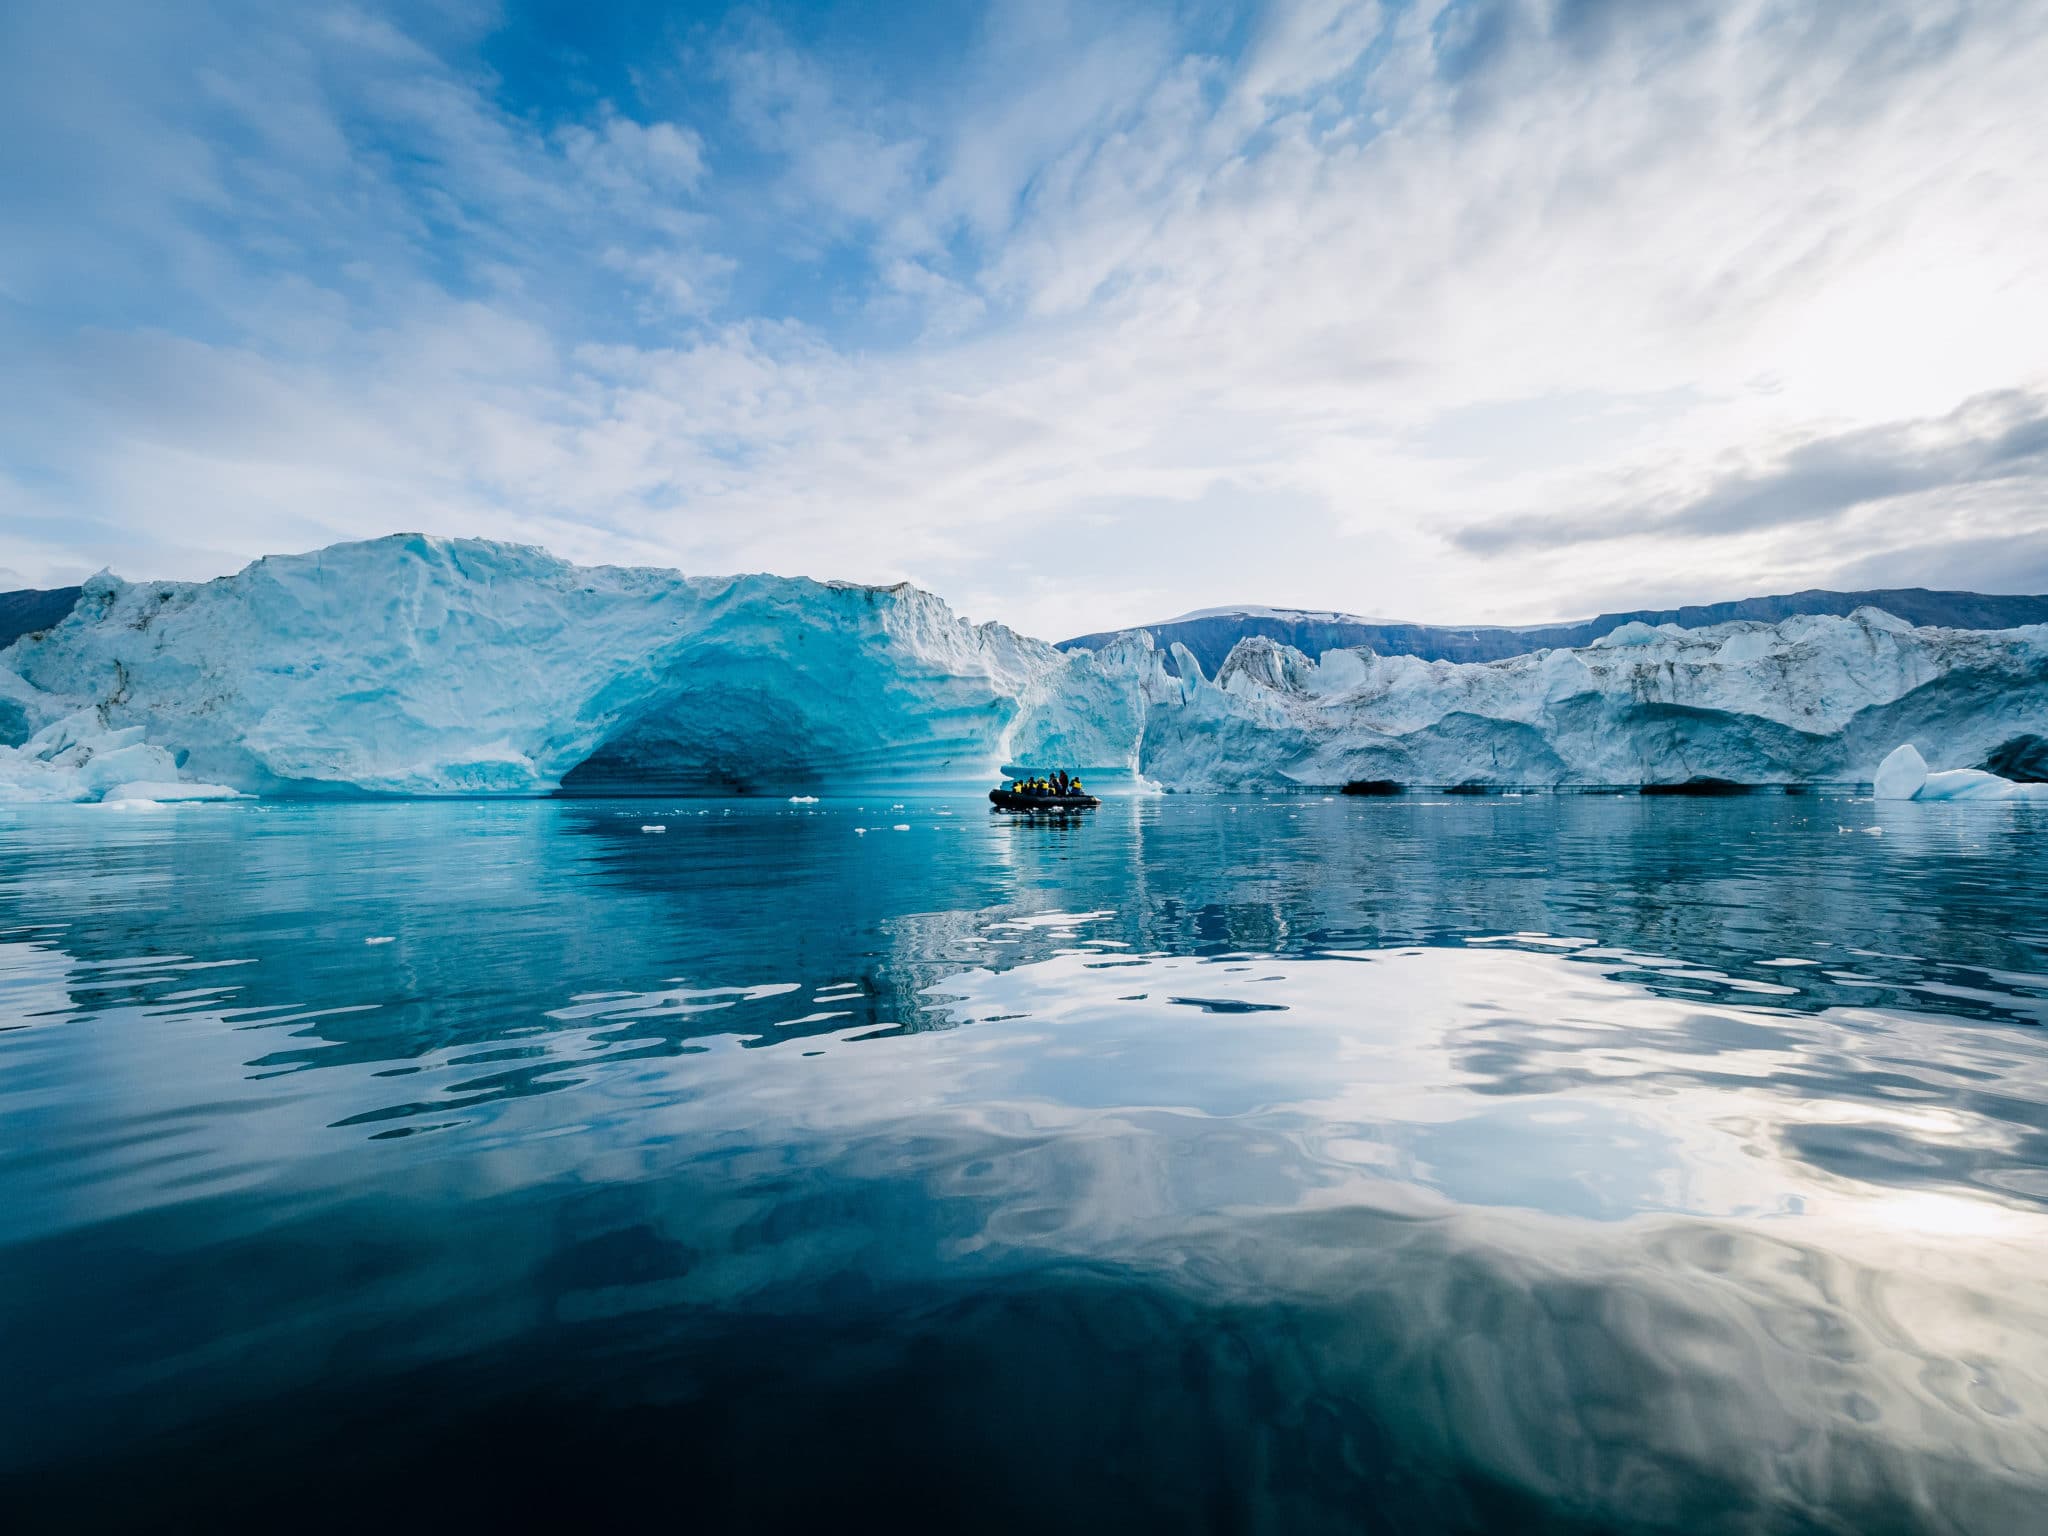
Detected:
left=990, top=789, right=1099, bottom=812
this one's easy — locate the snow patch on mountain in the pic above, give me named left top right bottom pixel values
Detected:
left=1157, top=604, right=1399, bottom=626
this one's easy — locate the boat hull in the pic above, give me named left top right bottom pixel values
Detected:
left=990, top=790, right=1099, bottom=812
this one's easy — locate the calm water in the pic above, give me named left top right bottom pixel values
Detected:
left=3, top=793, right=2047, bottom=1532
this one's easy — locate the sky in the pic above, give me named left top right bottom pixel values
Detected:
left=3, top=0, right=2046, bottom=640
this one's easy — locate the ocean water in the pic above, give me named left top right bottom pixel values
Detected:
left=3, top=792, right=2046, bottom=1533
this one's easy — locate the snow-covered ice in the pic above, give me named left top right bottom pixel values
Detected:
left=1874, top=742, right=2048, bottom=803
left=1873, top=743, right=1930, bottom=800
left=0, top=702, right=244, bottom=804
left=5, top=535, right=2045, bottom=799
left=1020, top=611, right=2048, bottom=791
left=3, top=535, right=1066, bottom=797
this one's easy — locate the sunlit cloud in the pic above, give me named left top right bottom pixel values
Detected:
left=2, top=0, right=2044, bottom=637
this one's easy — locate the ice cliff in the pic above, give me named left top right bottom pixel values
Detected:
left=2, top=535, right=2044, bottom=800
left=0, top=535, right=1065, bottom=797
left=1034, top=612, right=2048, bottom=791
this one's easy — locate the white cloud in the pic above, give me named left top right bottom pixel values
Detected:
left=1235, top=0, right=1387, bottom=108
left=558, top=113, right=707, bottom=195
left=6, top=0, right=2048, bottom=640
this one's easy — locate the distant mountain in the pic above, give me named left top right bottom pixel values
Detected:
left=1058, top=589, right=2048, bottom=676
left=0, top=588, right=82, bottom=651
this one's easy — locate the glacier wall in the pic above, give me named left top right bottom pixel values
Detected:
left=2, top=535, right=2044, bottom=799
left=0, top=536, right=1068, bottom=797
left=1039, top=612, right=2048, bottom=791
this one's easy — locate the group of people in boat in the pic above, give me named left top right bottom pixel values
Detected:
left=1009, top=770, right=1084, bottom=797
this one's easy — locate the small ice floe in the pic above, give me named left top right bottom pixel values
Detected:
left=112, top=780, right=244, bottom=802
left=892, top=823, right=910, bottom=831
left=789, top=795, right=819, bottom=804
left=641, top=824, right=666, bottom=833
left=854, top=827, right=867, bottom=835
left=1874, top=743, right=2048, bottom=803
left=365, top=935, right=395, bottom=946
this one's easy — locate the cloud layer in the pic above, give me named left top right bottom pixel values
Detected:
left=3, top=0, right=2045, bottom=636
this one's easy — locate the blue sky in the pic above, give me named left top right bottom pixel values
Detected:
left=3, top=0, right=2045, bottom=638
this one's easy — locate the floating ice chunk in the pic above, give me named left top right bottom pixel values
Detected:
left=893, top=823, right=910, bottom=831
left=1873, top=743, right=1929, bottom=800
left=366, top=936, right=395, bottom=945
left=104, top=780, right=244, bottom=803
left=640, top=824, right=666, bottom=833
left=1874, top=741, right=2048, bottom=802
left=788, top=795, right=819, bottom=804
left=1917, top=768, right=2023, bottom=801
left=0, top=707, right=236, bottom=803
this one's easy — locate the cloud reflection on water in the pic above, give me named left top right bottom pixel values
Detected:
left=3, top=794, right=2048, bottom=1528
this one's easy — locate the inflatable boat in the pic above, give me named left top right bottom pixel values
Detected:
left=990, top=788, right=1099, bottom=812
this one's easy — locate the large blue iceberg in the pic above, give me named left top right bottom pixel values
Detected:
left=2, top=535, right=2045, bottom=800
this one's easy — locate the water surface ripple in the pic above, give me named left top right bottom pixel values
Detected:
left=2, top=793, right=2046, bottom=1532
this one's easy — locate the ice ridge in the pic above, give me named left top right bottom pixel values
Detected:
left=3, top=535, right=2044, bottom=801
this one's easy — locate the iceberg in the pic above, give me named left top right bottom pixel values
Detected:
left=3, top=535, right=1069, bottom=798
left=5, top=535, right=2045, bottom=799
left=0, top=704, right=244, bottom=805
left=1873, top=742, right=2048, bottom=803
left=1873, top=743, right=1930, bottom=800
left=1017, top=611, right=2048, bottom=792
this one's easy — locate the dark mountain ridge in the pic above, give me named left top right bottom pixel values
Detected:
left=0, top=588, right=83, bottom=651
